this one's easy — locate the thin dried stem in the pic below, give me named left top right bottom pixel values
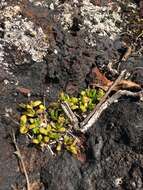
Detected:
left=12, top=130, right=31, bottom=190
left=61, top=102, right=79, bottom=130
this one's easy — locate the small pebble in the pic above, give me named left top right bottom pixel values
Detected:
left=4, top=79, right=9, bottom=85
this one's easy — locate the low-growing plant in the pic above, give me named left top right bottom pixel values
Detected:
left=18, top=88, right=105, bottom=156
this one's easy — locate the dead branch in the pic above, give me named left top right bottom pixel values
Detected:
left=12, top=130, right=31, bottom=190
left=80, top=90, right=143, bottom=133
left=107, top=61, right=118, bottom=75
left=61, top=102, right=79, bottom=130
left=80, top=70, right=126, bottom=128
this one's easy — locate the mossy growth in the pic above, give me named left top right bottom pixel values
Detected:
left=18, top=88, right=105, bottom=156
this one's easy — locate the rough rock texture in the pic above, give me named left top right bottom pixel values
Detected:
left=0, top=0, right=143, bottom=189
left=41, top=100, right=143, bottom=190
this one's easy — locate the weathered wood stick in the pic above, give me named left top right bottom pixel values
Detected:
left=61, top=102, right=79, bottom=129
left=80, top=90, right=143, bottom=133
left=80, top=69, right=126, bottom=128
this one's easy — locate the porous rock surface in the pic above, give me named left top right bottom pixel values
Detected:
left=0, top=0, right=143, bottom=189
left=41, top=100, right=143, bottom=190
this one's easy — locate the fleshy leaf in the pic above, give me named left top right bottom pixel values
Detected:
left=31, top=100, right=42, bottom=107
left=20, top=115, right=27, bottom=126
left=56, top=143, right=62, bottom=151
left=20, top=126, right=28, bottom=134
left=32, top=139, right=40, bottom=144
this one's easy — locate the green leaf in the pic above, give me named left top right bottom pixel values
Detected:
left=26, top=104, right=33, bottom=109
left=97, top=89, right=105, bottom=101
left=58, top=127, right=66, bottom=132
left=39, top=128, right=48, bottom=135
left=20, top=115, right=27, bottom=126
left=91, top=89, right=97, bottom=100
left=43, top=136, right=49, bottom=143
left=88, top=103, right=95, bottom=111
left=59, top=92, right=69, bottom=101
left=64, top=135, right=73, bottom=145
left=32, top=127, right=40, bottom=134
left=70, top=97, right=78, bottom=104
left=57, top=116, right=65, bottom=124
left=32, top=138, right=40, bottom=144
left=23, top=109, right=35, bottom=117
left=49, top=109, right=59, bottom=121
left=82, top=96, right=89, bottom=104
left=29, top=118, right=34, bottom=123
left=80, top=90, right=86, bottom=96
left=70, top=104, right=79, bottom=110
left=56, top=143, right=62, bottom=151
left=29, top=124, right=36, bottom=129
left=66, top=144, right=78, bottom=155
left=46, top=124, right=52, bottom=132
left=20, top=126, right=28, bottom=134
left=49, top=132, right=61, bottom=140
left=37, top=134, right=43, bottom=142
left=80, top=104, right=87, bottom=113
left=31, top=100, right=42, bottom=107
left=34, top=118, right=41, bottom=127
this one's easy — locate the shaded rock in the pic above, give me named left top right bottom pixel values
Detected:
left=41, top=152, right=82, bottom=190
left=41, top=99, right=143, bottom=190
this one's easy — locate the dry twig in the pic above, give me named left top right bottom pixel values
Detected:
left=107, top=61, right=118, bottom=75
left=11, top=130, right=31, bottom=190
left=80, top=70, right=126, bottom=128
left=80, top=90, right=143, bottom=133
left=61, top=102, right=79, bottom=130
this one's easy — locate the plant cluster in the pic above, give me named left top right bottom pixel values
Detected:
left=59, top=88, right=105, bottom=113
left=19, top=88, right=105, bottom=155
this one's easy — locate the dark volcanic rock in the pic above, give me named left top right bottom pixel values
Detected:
left=41, top=152, right=82, bottom=190
left=41, top=99, right=143, bottom=190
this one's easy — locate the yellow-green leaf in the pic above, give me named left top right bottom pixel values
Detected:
left=70, top=97, right=78, bottom=104
left=70, top=105, right=78, bottom=110
left=97, top=89, right=105, bottom=101
left=32, top=127, right=40, bottom=134
left=23, top=109, right=35, bottom=117
left=39, top=104, right=46, bottom=110
left=29, top=118, right=34, bottom=123
left=20, top=126, right=28, bottom=134
left=67, top=145, right=78, bottom=155
left=46, top=124, right=52, bottom=132
left=29, top=124, right=36, bottom=129
left=37, top=134, right=43, bottom=142
left=32, top=138, right=40, bottom=144
left=64, top=135, right=73, bottom=145
left=20, top=115, right=27, bottom=126
left=43, top=136, right=49, bottom=143
left=49, top=132, right=61, bottom=139
left=31, top=100, right=42, bottom=107
left=58, top=127, right=66, bottom=132
left=56, top=143, right=62, bottom=151
left=58, top=116, right=65, bottom=124
left=80, top=104, right=87, bottom=113
left=39, top=128, right=48, bottom=135
left=26, top=104, right=33, bottom=109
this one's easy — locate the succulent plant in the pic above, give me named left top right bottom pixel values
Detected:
left=18, top=88, right=105, bottom=156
